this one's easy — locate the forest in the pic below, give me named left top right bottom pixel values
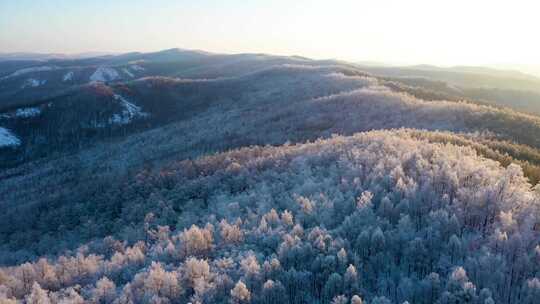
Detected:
left=1, top=131, right=540, bottom=303
left=0, top=52, right=539, bottom=303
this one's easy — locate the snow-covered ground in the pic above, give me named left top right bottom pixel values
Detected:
left=130, top=64, right=145, bottom=71
left=16, top=107, right=41, bottom=118
left=0, top=127, right=20, bottom=147
left=122, top=68, right=134, bottom=78
left=63, top=71, right=74, bottom=82
left=0, top=106, right=42, bottom=120
left=109, top=94, right=149, bottom=125
left=90, top=67, right=120, bottom=82
left=1, top=66, right=58, bottom=80
left=21, top=78, right=47, bottom=88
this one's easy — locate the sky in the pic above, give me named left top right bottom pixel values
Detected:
left=1, top=0, right=539, bottom=67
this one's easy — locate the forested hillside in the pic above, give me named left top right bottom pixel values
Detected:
left=0, top=50, right=539, bottom=303
left=357, top=65, right=540, bottom=115
left=1, top=131, right=539, bottom=303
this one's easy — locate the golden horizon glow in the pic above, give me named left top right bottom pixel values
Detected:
left=1, top=0, right=539, bottom=67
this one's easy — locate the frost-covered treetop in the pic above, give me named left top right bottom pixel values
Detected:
left=1, top=129, right=538, bottom=303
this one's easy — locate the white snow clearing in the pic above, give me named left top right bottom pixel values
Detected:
left=0, top=127, right=20, bottom=147
left=21, top=78, right=47, bottom=88
left=89, top=67, right=120, bottom=82
left=1, top=66, right=58, bottom=80
left=16, top=107, right=41, bottom=118
left=122, top=68, right=134, bottom=78
left=109, top=94, right=148, bottom=125
left=130, top=65, right=145, bottom=71
left=63, top=71, right=74, bottom=82
left=0, top=106, right=43, bottom=120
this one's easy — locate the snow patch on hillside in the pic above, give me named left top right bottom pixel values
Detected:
left=446, top=83, right=463, bottom=93
left=0, top=127, right=20, bottom=147
left=21, top=78, right=46, bottom=88
left=62, top=71, right=74, bottom=81
left=16, top=107, right=41, bottom=118
left=1, top=66, right=58, bottom=80
left=90, top=67, right=120, bottom=82
left=122, top=68, right=134, bottom=78
left=0, top=106, right=42, bottom=120
left=109, top=94, right=148, bottom=125
left=130, top=64, right=145, bottom=71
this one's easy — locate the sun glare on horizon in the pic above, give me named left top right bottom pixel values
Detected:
left=1, top=0, right=539, bottom=67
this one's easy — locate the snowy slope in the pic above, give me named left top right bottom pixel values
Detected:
left=21, top=78, right=46, bottom=88
left=0, top=66, right=58, bottom=81
left=130, top=64, right=145, bottom=71
left=89, top=67, right=120, bottom=82
left=62, top=71, right=74, bottom=82
left=0, top=127, right=20, bottom=147
left=122, top=68, right=134, bottom=78
left=109, top=94, right=148, bottom=125
left=15, top=107, right=41, bottom=118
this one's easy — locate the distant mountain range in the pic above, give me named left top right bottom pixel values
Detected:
left=406, top=64, right=540, bottom=81
left=1, top=48, right=540, bottom=163
left=0, top=51, right=118, bottom=61
left=489, top=63, right=540, bottom=78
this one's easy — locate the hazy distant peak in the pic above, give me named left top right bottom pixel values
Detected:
left=0, top=51, right=117, bottom=61
left=404, top=64, right=540, bottom=80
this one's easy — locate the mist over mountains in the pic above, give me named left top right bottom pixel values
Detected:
left=0, top=48, right=539, bottom=304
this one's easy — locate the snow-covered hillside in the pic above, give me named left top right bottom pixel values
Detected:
left=21, top=78, right=46, bottom=88
left=109, top=94, right=148, bottom=125
left=0, top=66, right=58, bottom=81
left=62, top=71, right=74, bottom=82
left=0, top=127, right=20, bottom=147
left=0, top=130, right=538, bottom=303
left=130, top=64, right=145, bottom=71
left=15, top=107, right=41, bottom=118
left=122, top=68, right=134, bottom=78
left=90, top=67, right=120, bottom=82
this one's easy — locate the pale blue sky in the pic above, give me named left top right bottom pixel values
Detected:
left=1, top=0, right=539, bottom=66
